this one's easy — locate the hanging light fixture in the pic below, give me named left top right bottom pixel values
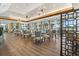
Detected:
left=26, top=16, right=28, bottom=18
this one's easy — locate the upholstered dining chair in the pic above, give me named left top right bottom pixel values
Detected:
left=33, top=31, right=44, bottom=45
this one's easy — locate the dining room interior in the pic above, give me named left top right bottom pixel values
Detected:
left=0, top=3, right=79, bottom=56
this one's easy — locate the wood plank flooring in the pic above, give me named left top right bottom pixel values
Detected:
left=0, top=33, right=60, bottom=56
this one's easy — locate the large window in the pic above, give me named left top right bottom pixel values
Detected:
left=50, top=18, right=60, bottom=32
left=62, top=19, right=76, bottom=31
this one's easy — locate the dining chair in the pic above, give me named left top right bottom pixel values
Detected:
left=33, top=31, right=44, bottom=45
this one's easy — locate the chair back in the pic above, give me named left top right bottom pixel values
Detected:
left=0, top=27, right=3, bottom=36
left=35, top=31, right=41, bottom=37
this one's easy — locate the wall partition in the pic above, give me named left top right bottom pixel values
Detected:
left=60, top=9, right=79, bottom=56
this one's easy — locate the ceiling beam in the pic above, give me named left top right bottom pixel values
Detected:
left=25, top=7, right=74, bottom=22
left=0, top=16, right=18, bottom=21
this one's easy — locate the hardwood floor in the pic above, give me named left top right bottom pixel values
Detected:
left=0, top=33, right=60, bottom=56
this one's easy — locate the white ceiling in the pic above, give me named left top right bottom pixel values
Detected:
left=0, top=3, right=44, bottom=17
left=0, top=3, right=72, bottom=24
left=0, top=3, right=11, bottom=14
left=26, top=3, right=72, bottom=18
left=8, top=3, right=44, bottom=15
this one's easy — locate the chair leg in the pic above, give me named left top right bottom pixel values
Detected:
left=40, top=39, right=43, bottom=44
left=49, top=37, right=50, bottom=42
left=43, top=37, right=45, bottom=42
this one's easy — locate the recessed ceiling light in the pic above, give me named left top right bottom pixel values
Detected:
left=26, top=16, right=28, bottom=18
